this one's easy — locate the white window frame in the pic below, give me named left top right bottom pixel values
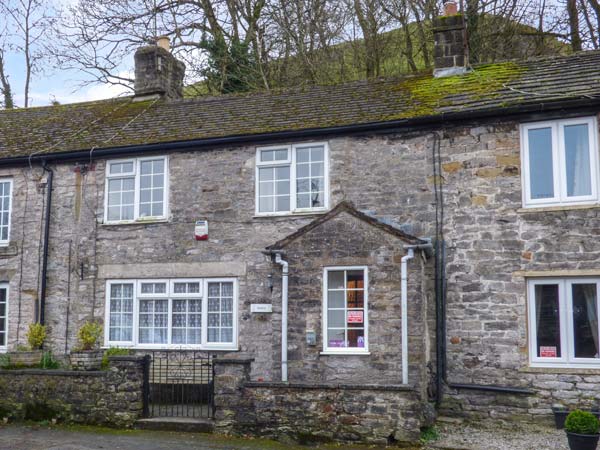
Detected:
left=0, top=178, right=13, bottom=246
left=255, top=142, right=330, bottom=216
left=103, top=278, right=238, bottom=351
left=521, top=117, right=599, bottom=208
left=104, top=156, right=169, bottom=224
left=528, top=278, right=600, bottom=368
left=0, top=283, right=8, bottom=352
left=322, top=266, right=369, bottom=355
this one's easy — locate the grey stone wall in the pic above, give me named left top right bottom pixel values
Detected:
left=214, top=358, right=427, bottom=445
left=0, top=355, right=146, bottom=426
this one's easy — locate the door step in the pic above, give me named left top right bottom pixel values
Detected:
left=135, top=417, right=214, bottom=433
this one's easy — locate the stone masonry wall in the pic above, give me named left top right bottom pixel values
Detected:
left=0, top=356, right=146, bottom=426
left=213, top=358, right=426, bottom=445
left=437, top=114, right=600, bottom=421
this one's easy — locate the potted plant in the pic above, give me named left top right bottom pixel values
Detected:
left=565, top=410, right=600, bottom=450
left=553, top=404, right=570, bottom=429
left=70, top=320, right=103, bottom=371
left=9, top=323, right=46, bottom=366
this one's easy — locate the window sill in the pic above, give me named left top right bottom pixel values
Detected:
left=320, top=351, right=370, bottom=356
left=517, top=203, right=600, bottom=213
left=521, top=365, right=600, bottom=374
left=101, top=218, right=170, bottom=226
left=254, top=209, right=329, bottom=219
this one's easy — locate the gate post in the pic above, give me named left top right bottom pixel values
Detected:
left=142, top=354, right=151, bottom=418
left=212, top=357, right=253, bottom=433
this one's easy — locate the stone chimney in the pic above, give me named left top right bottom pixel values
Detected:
left=432, top=1, right=468, bottom=78
left=134, top=37, right=186, bottom=100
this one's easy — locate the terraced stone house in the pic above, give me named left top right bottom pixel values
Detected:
left=1, top=5, right=600, bottom=444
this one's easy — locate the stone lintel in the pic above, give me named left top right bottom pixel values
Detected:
left=98, top=262, right=246, bottom=279
left=513, top=269, right=600, bottom=278
left=244, top=381, right=415, bottom=392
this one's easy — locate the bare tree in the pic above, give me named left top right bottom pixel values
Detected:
left=2, top=0, right=57, bottom=107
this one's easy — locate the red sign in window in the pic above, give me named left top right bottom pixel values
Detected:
left=347, top=311, right=364, bottom=324
left=540, top=346, right=557, bottom=358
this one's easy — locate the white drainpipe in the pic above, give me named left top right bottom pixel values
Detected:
left=401, top=248, right=415, bottom=385
left=275, top=253, right=289, bottom=382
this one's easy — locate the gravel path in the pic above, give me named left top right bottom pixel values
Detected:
left=427, top=420, right=570, bottom=450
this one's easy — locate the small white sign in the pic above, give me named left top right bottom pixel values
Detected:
left=251, top=303, right=273, bottom=313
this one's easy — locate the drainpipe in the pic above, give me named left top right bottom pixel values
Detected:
left=274, top=252, right=289, bottom=382
left=401, top=248, right=414, bottom=385
left=401, top=242, right=433, bottom=385
left=39, top=162, right=53, bottom=326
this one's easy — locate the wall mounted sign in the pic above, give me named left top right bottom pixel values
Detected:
left=251, top=303, right=273, bottom=313
left=347, top=311, right=364, bottom=323
left=540, top=346, right=557, bottom=358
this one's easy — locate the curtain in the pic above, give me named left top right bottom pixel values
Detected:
left=566, top=124, right=591, bottom=197
left=583, top=284, right=599, bottom=358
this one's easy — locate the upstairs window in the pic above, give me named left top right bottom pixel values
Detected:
left=255, top=143, right=329, bottom=215
left=105, top=156, right=168, bottom=223
left=0, top=179, right=12, bottom=245
left=528, top=278, right=600, bottom=367
left=521, top=118, right=599, bottom=207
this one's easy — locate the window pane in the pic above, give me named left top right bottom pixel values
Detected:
left=206, top=282, right=234, bottom=343
left=347, top=271, right=364, bottom=289
left=528, top=128, right=554, bottom=200
left=109, top=283, right=133, bottom=342
left=564, top=124, right=592, bottom=197
left=327, top=329, right=345, bottom=348
left=276, top=196, right=290, bottom=212
left=327, top=310, right=345, bottom=328
left=534, top=284, right=561, bottom=358
left=259, top=167, right=273, bottom=181
left=259, top=197, right=274, bottom=213
left=297, top=148, right=310, bottom=163
left=572, top=283, right=599, bottom=358
left=328, top=271, right=345, bottom=290
left=0, top=182, right=10, bottom=243
left=348, top=329, right=365, bottom=348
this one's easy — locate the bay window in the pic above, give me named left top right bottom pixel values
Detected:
left=521, top=117, right=599, bottom=208
left=255, top=143, right=329, bottom=215
left=104, top=278, right=237, bottom=349
left=322, top=267, right=368, bottom=354
left=105, top=156, right=168, bottom=223
left=528, top=278, right=600, bottom=367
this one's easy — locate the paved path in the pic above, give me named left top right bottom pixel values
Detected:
left=0, top=424, right=393, bottom=450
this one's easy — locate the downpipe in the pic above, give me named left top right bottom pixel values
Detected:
left=39, top=162, right=53, bottom=325
left=275, top=253, right=289, bottom=382
left=400, top=248, right=414, bottom=385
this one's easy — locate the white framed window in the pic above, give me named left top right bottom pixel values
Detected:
left=104, top=156, right=168, bottom=223
left=322, top=266, right=368, bottom=354
left=0, top=179, right=13, bottom=245
left=255, top=143, right=329, bottom=215
left=0, top=283, right=8, bottom=351
left=104, top=278, right=237, bottom=350
left=521, top=117, right=599, bottom=208
left=528, top=278, right=600, bottom=368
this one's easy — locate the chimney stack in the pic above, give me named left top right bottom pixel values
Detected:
left=432, top=1, right=468, bottom=78
left=134, top=37, right=186, bottom=100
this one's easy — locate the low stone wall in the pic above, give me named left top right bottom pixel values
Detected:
left=0, top=356, right=147, bottom=427
left=214, top=358, right=428, bottom=445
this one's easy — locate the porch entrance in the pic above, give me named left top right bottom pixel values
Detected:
left=142, top=351, right=214, bottom=418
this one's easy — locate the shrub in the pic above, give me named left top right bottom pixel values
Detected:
left=565, top=410, right=600, bottom=435
left=26, top=323, right=46, bottom=350
left=0, top=354, right=10, bottom=369
left=76, top=320, right=102, bottom=351
left=39, top=351, right=60, bottom=369
left=101, top=347, right=131, bottom=369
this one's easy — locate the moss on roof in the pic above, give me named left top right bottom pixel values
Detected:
left=0, top=51, right=600, bottom=160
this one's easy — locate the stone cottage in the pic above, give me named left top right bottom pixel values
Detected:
left=1, top=2, right=600, bottom=444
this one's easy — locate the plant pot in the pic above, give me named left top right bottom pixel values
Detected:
left=69, top=350, right=103, bottom=371
left=553, top=407, right=570, bottom=429
left=7, top=350, right=42, bottom=367
left=566, top=432, right=600, bottom=450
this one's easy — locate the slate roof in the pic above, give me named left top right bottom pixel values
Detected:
left=2, top=50, right=600, bottom=160
left=265, top=201, right=426, bottom=249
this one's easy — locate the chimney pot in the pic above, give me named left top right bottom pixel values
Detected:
left=443, top=1, right=458, bottom=16
left=157, top=36, right=170, bottom=52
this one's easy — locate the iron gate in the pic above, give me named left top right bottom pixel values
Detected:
left=142, top=351, right=215, bottom=418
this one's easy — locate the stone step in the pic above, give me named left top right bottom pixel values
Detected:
left=135, top=416, right=215, bottom=433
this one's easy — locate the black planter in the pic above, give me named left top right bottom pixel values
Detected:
left=566, top=432, right=600, bottom=450
left=554, top=408, right=569, bottom=429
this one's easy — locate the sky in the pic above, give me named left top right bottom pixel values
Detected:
left=5, top=52, right=130, bottom=108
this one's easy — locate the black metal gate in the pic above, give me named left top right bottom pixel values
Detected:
left=142, top=351, right=214, bottom=418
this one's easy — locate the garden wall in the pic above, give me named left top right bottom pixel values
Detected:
left=0, top=356, right=146, bottom=427
left=213, top=358, right=430, bottom=445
